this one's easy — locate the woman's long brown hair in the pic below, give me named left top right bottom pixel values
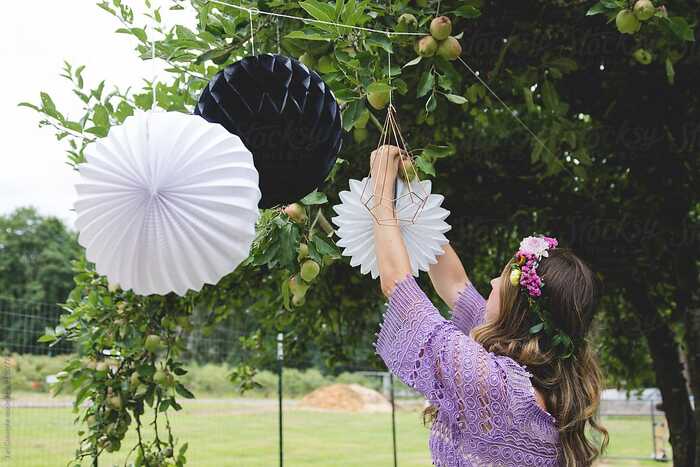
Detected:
left=423, top=248, right=609, bottom=466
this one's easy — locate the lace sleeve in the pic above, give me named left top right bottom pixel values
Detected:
left=450, top=281, right=486, bottom=335
left=374, top=274, right=509, bottom=432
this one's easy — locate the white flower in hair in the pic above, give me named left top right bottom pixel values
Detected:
left=519, top=236, right=551, bottom=258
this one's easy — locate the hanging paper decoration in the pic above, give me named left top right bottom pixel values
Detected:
left=74, top=111, right=262, bottom=296
left=194, top=53, right=343, bottom=209
left=331, top=177, right=451, bottom=278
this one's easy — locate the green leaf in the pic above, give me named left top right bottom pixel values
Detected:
left=37, top=334, right=57, bottom=343
left=93, top=105, right=110, bottom=128
left=422, top=145, right=455, bottom=159
left=415, top=156, right=435, bottom=177
left=300, top=190, right=328, bottom=205
left=425, top=93, right=437, bottom=113
left=365, top=34, right=393, bottom=53
left=665, top=57, right=675, bottom=85
left=454, top=5, right=481, bottom=18
left=529, top=322, right=545, bottom=334
left=586, top=2, right=607, bottom=16
left=444, top=93, right=468, bottom=104
left=284, top=30, right=333, bottom=41
left=299, top=1, right=337, bottom=33
left=17, top=102, right=40, bottom=111
left=40, top=92, right=60, bottom=120
left=175, top=383, right=195, bottom=399
left=312, top=234, right=338, bottom=258
left=403, top=56, right=422, bottom=68
left=342, top=100, right=363, bottom=131
left=665, top=17, right=695, bottom=42
left=417, top=70, right=434, bottom=98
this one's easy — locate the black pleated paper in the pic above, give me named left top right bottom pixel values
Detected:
left=194, top=54, right=343, bottom=208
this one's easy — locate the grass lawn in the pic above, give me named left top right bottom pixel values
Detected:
left=8, top=398, right=666, bottom=466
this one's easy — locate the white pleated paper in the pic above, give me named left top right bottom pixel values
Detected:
left=331, top=177, right=451, bottom=278
left=74, top=111, right=261, bottom=296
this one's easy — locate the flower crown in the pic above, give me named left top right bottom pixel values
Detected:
left=509, top=235, right=576, bottom=359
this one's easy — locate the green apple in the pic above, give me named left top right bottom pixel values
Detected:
left=633, top=48, right=653, bottom=65
left=289, top=274, right=309, bottom=297
left=107, top=395, right=122, bottom=410
left=317, top=55, right=336, bottom=73
left=633, top=0, right=655, bottom=21
left=616, top=9, right=641, bottom=34
left=430, top=16, right=452, bottom=41
left=144, top=334, right=163, bottom=353
left=437, top=37, right=462, bottom=61
left=417, top=36, right=438, bottom=57
left=297, top=243, right=309, bottom=262
left=283, top=203, right=307, bottom=224
left=300, top=260, right=320, bottom=282
left=353, top=127, right=369, bottom=143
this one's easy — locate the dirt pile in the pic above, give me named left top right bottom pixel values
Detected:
left=299, top=383, right=391, bottom=412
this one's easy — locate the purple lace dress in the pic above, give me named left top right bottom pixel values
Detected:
left=374, top=274, right=561, bottom=466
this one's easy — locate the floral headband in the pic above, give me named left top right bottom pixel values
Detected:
left=509, top=235, right=576, bottom=359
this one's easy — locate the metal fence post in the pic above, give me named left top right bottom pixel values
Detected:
left=390, top=372, right=397, bottom=467
left=277, top=332, right=284, bottom=467
left=3, top=350, right=10, bottom=463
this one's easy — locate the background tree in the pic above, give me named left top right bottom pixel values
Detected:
left=20, top=0, right=699, bottom=465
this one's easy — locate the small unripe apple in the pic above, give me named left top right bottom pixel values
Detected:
left=397, top=13, right=418, bottom=32
left=355, top=108, right=370, bottom=129
left=299, top=52, right=318, bottom=68
left=633, top=0, right=655, bottom=21
left=289, top=274, right=309, bottom=297
left=616, top=9, right=641, bottom=34
left=437, top=37, right=462, bottom=61
left=353, top=127, right=369, bottom=143
left=86, top=415, right=97, bottom=426
left=367, top=88, right=390, bottom=110
left=633, top=48, right=653, bottom=64
left=284, top=203, right=307, bottom=224
left=292, top=293, right=306, bottom=306
left=297, top=243, right=309, bottom=262
left=107, top=395, right=122, bottom=410
left=153, top=369, right=169, bottom=385
left=417, top=36, right=438, bottom=57
left=144, top=334, right=163, bottom=353
left=430, top=16, right=452, bottom=41
left=300, top=260, right=320, bottom=282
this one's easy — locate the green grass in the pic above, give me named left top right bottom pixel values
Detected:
left=9, top=400, right=666, bottom=466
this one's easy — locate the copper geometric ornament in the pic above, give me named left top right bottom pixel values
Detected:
left=360, top=104, right=429, bottom=225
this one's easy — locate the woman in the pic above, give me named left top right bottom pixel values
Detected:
left=371, top=146, right=608, bottom=466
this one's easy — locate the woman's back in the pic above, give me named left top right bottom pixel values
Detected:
left=375, top=275, right=562, bottom=466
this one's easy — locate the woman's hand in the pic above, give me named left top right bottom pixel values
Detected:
left=370, top=145, right=407, bottom=198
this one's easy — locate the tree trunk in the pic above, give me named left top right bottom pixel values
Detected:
left=675, top=249, right=700, bottom=467
left=628, top=284, right=696, bottom=466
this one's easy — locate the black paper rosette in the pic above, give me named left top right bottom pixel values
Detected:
left=194, top=54, right=343, bottom=208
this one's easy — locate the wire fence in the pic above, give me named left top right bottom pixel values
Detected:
left=0, top=300, right=670, bottom=466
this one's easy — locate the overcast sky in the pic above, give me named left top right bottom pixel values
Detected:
left=1, top=1, right=195, bottom=229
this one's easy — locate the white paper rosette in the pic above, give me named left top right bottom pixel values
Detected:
left=74, top=111, right=261, bottom=296
left=331, top=177, right=451, bottom=278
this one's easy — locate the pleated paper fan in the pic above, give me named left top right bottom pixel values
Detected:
left=331, top=177, right=451, bottom=278
left=74, top=110, right=262, bottom=296
left=194, top=54, right=343, bottom=208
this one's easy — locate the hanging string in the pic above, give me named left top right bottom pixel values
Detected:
left=387, top=35, right=392, bottom=109
left=248, top=9, right=256, bottom=55
left=436, top=0, right=442, bottom=16
left=204, top=0, right=423, bottom=36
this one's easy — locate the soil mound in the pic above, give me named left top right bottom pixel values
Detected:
left=299, top=383, right=391, bottom=412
